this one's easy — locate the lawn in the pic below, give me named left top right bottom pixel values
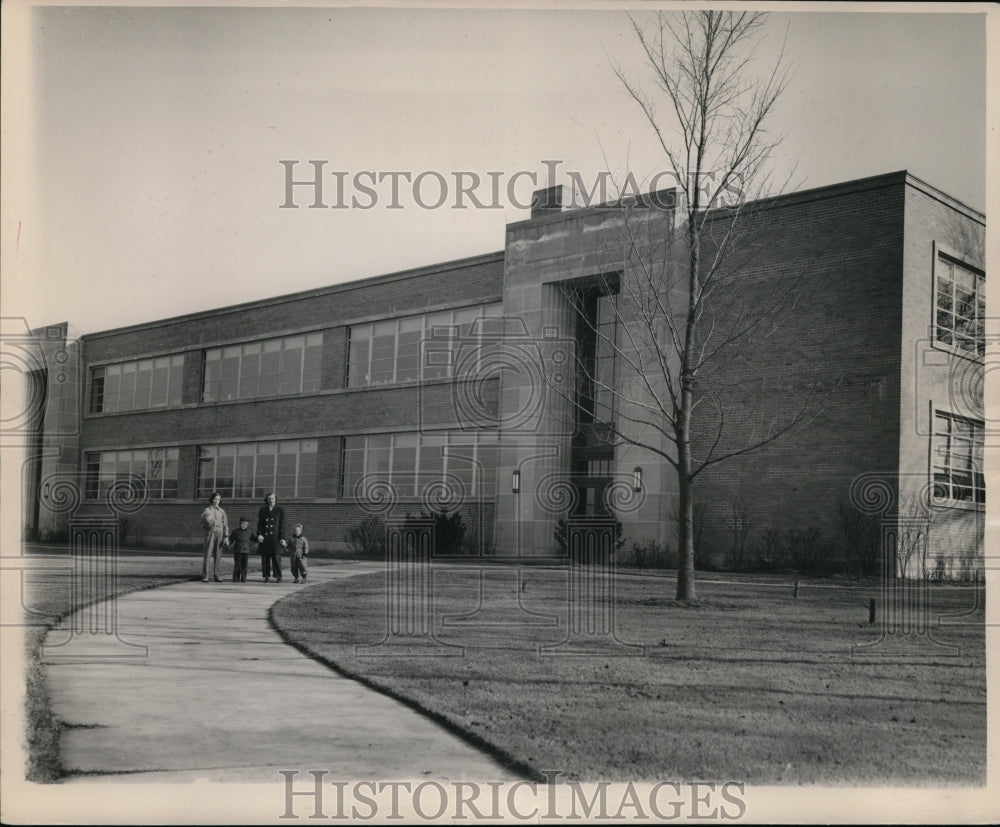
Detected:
left=270, top=564, right=986, bottom=785
left=20, top=547, right=204, bottom=782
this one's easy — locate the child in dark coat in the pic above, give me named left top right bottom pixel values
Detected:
left=229, top=517, right=256, bottom=583
left=289, top=523, right=309, bottom=583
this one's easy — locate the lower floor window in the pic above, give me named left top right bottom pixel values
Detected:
left=342, top=431, right=497, bottom=499
left=85, top=447, right=179, bottom=499
left=932, top=411, right=984, bottom=505
left=197, top=439, right=317, bottom=499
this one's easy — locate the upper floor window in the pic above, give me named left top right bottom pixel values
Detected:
left=89, top=355, right=184, bottom=414
left=84, top=447, right=179, bottom=499
left=932, top=411, right=984, bottom=506
left=196, top=439, right=317, bottom=499
left=935, top=254, right=984, bottom=358
left=347, top=303, right=502, bottom=387
left=203, top=333, right=323, bottom=403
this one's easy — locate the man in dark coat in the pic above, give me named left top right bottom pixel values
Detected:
left=256, top=492, right=287, bottom=582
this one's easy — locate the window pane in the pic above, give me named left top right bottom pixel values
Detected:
left=348, top=325, right=372, bottom=387
left=85, top=454, right=101, bottom=498
left=392, top=434, right=417, bottom=496
left=418, top=434, right=445, bottom=490
left=255, top=443, right=277, bottom=497
left=423, top=312, right=453, bottom=379
left=239, top=343, right=261, bottom=399
left=89, top=369, right=105, bottom=414
left=203, top=350, right=221, bottom=402
left=297, top=440, right=317, bottom=497
left=235, top=453, right=255, bottom=498
left=134, top=360, right=153, bottom=410
left=343, top=436, right=366, bottom=495
left=368, top=435, right=391, bottom=475
left=118, top=365, right=136, bottom=412
left=302, top=334, right=323, bottom=392
left=216, top=446, right=235, bottom=497
left=150, top=358, right=170, bottom=407
left=370, top=327, right=396, bottom=385
left=259, top=342, right=281, bottom=397
left=218, top=347, right=241, bottom=402
left=397, top=317, right=422, bottom=382
left=279, top=338, right=304, bottom=394
left=162, top=449, right=178, bottom=498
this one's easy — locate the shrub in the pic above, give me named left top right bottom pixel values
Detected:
left=620, top=537, right=674, bottom=570
left=344, top=515, right=386, bottom=558
left=786, top=526, right=824, bottom=574
left=752, top=528, right=787, bottom=572
left=725, top=500, right=753, bottom=571
left=837, top=498, right=881, bottom=576
left=554, top=516, right=625, bottom=556
left=404, top=510, right=466, bottom=555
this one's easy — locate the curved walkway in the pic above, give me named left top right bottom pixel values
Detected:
left=43, top=561, right=521, bottom=784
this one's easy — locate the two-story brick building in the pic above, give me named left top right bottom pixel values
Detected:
left=20, top=171, right=985, bottom=576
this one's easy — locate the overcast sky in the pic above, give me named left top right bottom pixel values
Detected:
left=2, top=2, right=991, bottom=336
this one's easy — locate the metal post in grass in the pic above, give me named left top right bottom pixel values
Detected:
left=541, top=516, right=643, bottom=657
left=849, top=474, right=959, bottom=659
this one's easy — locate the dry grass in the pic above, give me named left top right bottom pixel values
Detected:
left=271, top=564, right=986, bottom=785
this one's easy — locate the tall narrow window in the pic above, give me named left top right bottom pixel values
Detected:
left=936, top=255, right=985, bottom=357
left=932, top=411, right=984, bottom=505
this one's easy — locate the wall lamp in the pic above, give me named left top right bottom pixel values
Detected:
left=512, top=469, right=521, bottom=495
left=633, top=466, right=643, bottom=493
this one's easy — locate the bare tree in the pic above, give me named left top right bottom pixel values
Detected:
left=562, top=11, right=822, bottom=600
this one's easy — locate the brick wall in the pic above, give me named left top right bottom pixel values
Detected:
left=689, top=175, right=908, bottom=564
left=72, top=253, right=505, bottom=546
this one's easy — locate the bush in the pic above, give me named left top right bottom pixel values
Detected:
left=725, top=500, right=753, bottom=571
left=404, top=510, right=466, bottom=555
left=344, top=515, right=386, bottom=558
left=752, top=528, right=787, bottom=572
left=786, top=526, right=824, bottom=574
left=837, top=498, right=880, bottom=576
left=554, top=516, right=625, bottom=556
left=620, top=537, right=674, bottom=570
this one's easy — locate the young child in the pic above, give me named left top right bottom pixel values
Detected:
left=289, top=523, right=309, bottom=583
left=229, top=517, right=256, bottom=583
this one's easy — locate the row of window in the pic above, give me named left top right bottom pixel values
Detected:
left=85, top=448, right=180, bottom=499
left=203, top=333, right=323, bottom=403
left=87, top=302, right=505, bottom=414
left=342, top=431, right=498, bottom=498
left=83, top=431, right=499, bottom=501
left=82, top=412, right=982, bottom=507
left=347, top=303, right=503, bottom=387
left=89, top=356, right=185, bottom=414
left=196, top=440, right=318, bottom=500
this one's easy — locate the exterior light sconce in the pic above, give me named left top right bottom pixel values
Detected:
left=633, top=466, right=643, bottom=493
left=512, top=469, right=521, bottom=495
left=42, top=483, right=51, bottom=499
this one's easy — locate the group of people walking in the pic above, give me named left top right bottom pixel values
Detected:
left=200, top=492, right=309, bottom=584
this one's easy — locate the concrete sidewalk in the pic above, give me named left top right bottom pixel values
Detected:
left=42, top=561, right=522, bottom=784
